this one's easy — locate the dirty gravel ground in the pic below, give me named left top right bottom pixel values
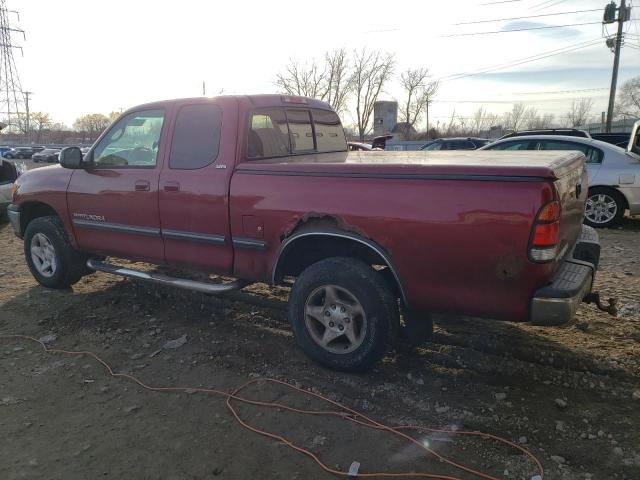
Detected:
left=1, top=218, right=639, bottom=480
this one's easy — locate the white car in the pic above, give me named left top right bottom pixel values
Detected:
left=480, top=125, right=640, bottom=228
left=0, top=158, right=22, bottom=220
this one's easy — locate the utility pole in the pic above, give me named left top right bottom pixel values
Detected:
left=24, top=90, right=31, bottom=141
left=604, top=0, right=629, bottom=132
left=202, top=81, right=206, bottom=96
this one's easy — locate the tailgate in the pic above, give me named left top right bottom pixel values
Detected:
left=553, top=153, right=588, bottom=262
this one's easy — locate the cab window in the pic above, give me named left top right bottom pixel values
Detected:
left=313, top=109, right=347, bottom=152
left=169, top=104, right=222, bottom=169
left=247, top=108, right=290, bottom=158
left=286, top=109, right=314, bottom=152
left=93, top=109, right=164, bottom=168
left=535, top=140, right=603, bottom=164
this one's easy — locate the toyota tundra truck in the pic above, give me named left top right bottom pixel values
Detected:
left=7, top=95, right=600, bottom=371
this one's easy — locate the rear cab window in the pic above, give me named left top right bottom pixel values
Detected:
left=247, top=107, right=346, bottom=159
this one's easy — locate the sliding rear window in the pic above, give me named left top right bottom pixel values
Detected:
left=313, top=109, right=347, bottom=152
left=247, top=107, right=345, bottom=158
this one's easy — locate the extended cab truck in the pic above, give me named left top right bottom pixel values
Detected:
left=7, top=95, right=601, bottom=371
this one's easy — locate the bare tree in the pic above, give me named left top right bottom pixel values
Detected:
left=503, top=103, right=528, bottom=131
left=275, top=49, right=353, bottom=114
left=398, top=67, right=438, bottom=135
left=324, top=49, right=352, bottom=114
left=29, top=112, right=52, bottom=142
left=471, top=107, right=488, bottom=134
left=350, top=48, right=395, bottom=141
left=275, top=59, right=327, bottom=99
left=73, top=113, right=111, bottom=142
left=566, top=98, right=594, bottom=127
left=615, top=76, right=640, bottom=119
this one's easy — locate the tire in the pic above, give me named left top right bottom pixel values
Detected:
left=288, top=257, right=399, bottom=372
left=23, top=215, right=89, bottom=288
left=584, top=187, right=625, bottom=228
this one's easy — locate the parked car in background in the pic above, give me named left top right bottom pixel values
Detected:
left=480, top=129, right=640, bottom=228
left=32, top=148, right=61, bottom=163
left=4, top=146, right=35, bottom=159
left=420, top=137, right=490, bottom=150
left=32, top=146, right=46, bottom=152
left=591, top=132, right=630, bottom=148
left=347, top=142, right=373, bottom=151
left=0, top=146, right=16, bottom=157
left=0, top=158, right=19, bottom=220
left=499, top=128, right=590, bottom=140
left=80, top=147, right=91, bottom=157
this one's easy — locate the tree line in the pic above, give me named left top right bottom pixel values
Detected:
left=275, top=49, right=640, bottom=139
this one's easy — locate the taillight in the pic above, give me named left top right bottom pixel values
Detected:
left=530, top=201, right=561, bottom=262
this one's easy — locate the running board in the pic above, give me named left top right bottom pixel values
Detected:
left=87, top=259, right=248, bottom=294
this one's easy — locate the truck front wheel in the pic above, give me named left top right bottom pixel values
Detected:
left=288, top=257, right=398, bottom=372
left=24, top=215, right=89, bottom=288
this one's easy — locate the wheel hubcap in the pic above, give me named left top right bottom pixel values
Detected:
left=585, top=194, right=617, bottom=224
left=30, top=233, right=57, bottom=277
left=304, top=284, right=367, bottom=354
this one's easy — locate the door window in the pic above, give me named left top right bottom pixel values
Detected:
left=422, top=141, right=443, bottom=151
left=536, top=140, right=603, bottom=164
left=488, top=140, right=532, bottom=150
left=449, top=140, right=476, bottom=150
left=169, top=104, right=222, bottom=169
left=93, top=109, right=165, bottom=168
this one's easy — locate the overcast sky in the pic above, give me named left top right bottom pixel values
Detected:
left=10, top=0, right=640, bottom=129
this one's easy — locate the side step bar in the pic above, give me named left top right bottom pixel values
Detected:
left=87, top=259, right=248, bottom=295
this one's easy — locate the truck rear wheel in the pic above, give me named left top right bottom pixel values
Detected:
left=288, top=257, right=398, bottom=372
left=24, top=215, right=89, bottom=288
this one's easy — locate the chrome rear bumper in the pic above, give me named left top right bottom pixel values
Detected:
left=7, top=203, right=21, bottom=238
left=530, top=225, right=599, bottom=326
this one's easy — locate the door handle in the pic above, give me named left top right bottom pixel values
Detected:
left=164, top=181, right=180, bottom=192
left=135, top=180, right=150, bottom=192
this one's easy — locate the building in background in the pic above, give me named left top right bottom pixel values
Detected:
left=373, top=101, right=398, bottom=136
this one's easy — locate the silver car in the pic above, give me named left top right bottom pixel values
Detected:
left=0, top=158, right=22, bottom=220
left=480, top=124, right=640, bottom=228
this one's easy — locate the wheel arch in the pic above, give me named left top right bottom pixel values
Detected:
left=19, top=201, right=61, bottom=234
left=272, top=229, right=408, bottom=306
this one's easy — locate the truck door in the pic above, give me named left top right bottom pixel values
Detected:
left=66, top=108, right=167, bottom=262
left=158, top=100, right=236, bottom=274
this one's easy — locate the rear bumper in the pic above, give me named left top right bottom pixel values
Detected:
left=7, top=203, right=21, bottom=238
left=530, top=225, right=599, bottom=325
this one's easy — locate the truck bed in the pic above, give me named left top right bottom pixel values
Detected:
left=241, top=150, right=585, bottom=180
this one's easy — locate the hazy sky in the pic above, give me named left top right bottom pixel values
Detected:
left=9, top=0, right=640, bottom=129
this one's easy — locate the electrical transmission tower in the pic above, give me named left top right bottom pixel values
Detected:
left=0, top=0, right=25, bottom=134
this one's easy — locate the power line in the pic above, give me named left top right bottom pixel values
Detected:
left=438, top=38, right=603, bottom=82
left=443, top=21, right=602, bottom=37
left=455, top=8, right=601, bottom=25
left=480, top=0, right=526, bottom=4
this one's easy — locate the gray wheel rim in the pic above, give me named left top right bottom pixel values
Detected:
left=304, top=284, right=367, bottom=354
left=30, top=232, right=57, bottom=278
left=585, top=193, right=617, bottom=224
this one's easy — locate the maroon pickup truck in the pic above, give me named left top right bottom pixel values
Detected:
left=7, top=95, right=600, bottom=371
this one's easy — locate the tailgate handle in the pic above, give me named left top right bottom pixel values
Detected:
left=164, top=181, right=180, bottom=192
left=134, top=180, right=150, bottom=192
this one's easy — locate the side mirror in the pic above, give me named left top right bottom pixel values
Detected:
left=59, top=147, right=83, bottom=169
left=629, top=120, right=640, bottom=156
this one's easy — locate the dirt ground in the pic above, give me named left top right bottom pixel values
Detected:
left=1, top=216, right=639, bottom=480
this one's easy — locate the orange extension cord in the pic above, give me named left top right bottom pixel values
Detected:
left=0, top=334, right=544, bottom=480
